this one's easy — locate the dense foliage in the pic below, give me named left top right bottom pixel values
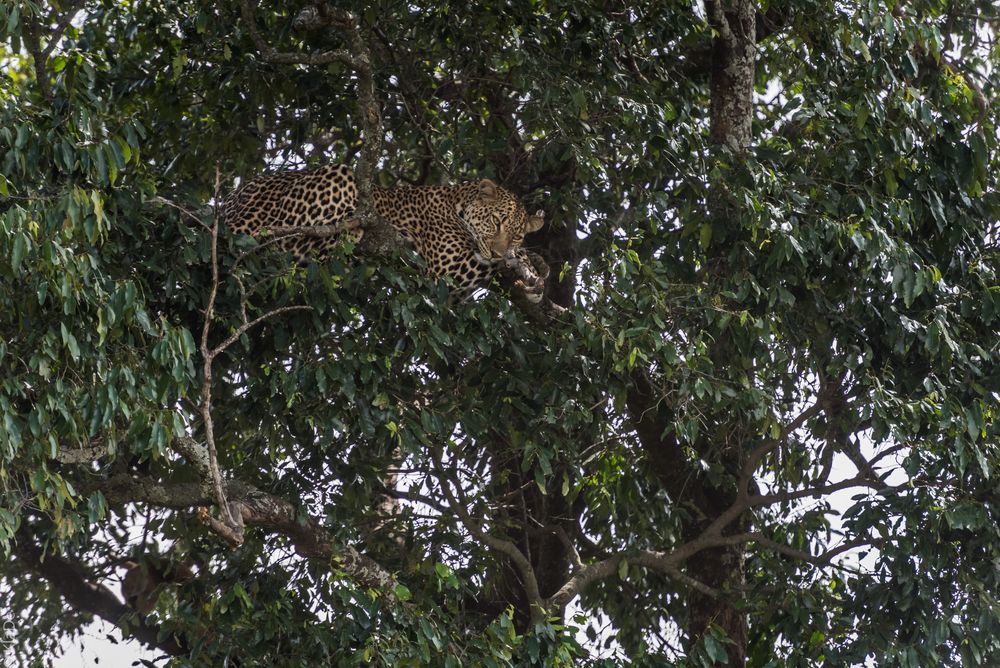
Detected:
left=1, top=0, right=998, bottom=666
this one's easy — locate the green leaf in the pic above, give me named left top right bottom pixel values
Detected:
left=705, top=633, right=728, bottom=663
left=945, top=502, right=986, bottom=530
left=699, top=223, right=713, bottom=249
left=60, top=323, right=81, bottom=362
left=11, top=233, right=27, bottom=272
left=966, top=405, right=983, bottom=442
left=854, top=103, right=870, bottom=130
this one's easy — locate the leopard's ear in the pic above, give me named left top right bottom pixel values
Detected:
left=478, top=179, right=498, bottom=200
left=526, top=210, right=545, bottom=233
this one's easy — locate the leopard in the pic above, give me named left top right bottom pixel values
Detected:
left=224, top=164, right=546, bottom=295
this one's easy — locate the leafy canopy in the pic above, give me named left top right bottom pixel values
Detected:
left=1, top=1, right=999, bottom=666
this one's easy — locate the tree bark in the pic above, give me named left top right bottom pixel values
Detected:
left=12, top=534, right=187, bottom=657
left=627, top=1, right=757, bottom=663
left=707, top=0, right=757, bottom=152
left=689, top=1, right=757, bottom=664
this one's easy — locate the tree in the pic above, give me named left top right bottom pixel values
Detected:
left=2, top=0, right=999, bottom=665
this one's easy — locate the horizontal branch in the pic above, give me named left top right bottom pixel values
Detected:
left=12, top=532, right=186, bottom=657
left=239, top=0, right=364, bottom=69
left=546, top=520, right=873, bottom=610
left=151, top=195, right=211, bottom=230
left=92, top=473, right=398, bottom=596
left=721, top=532, right=879, bottom=566
left=55, top=441, right=109, bottom=465
left=266, top=220, right=362, bottom=238
left=747, top=476, right=886, bottom=507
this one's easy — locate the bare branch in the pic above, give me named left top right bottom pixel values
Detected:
left=545, top=527, right=877, bottom=611
left=210, top=305, right=313, bottom=358
left=747, top=476, right=887, bottom=508
left=22, top=2, right=84, bottom=100
left=54, top=440, right=109, bottom=465
left=666, top=566, right=722, bottom=599
left=705, top=0, right=736, bottom=49
left=193, top=165, right=315, bottom=543
left=683, top=394, right=830, bottom=539
left=869, top=443, right=908, bottom=467
left=266, top=221, right=362, bottom=239
left=172, top=435, right=211, bottom=478
left=721, top=533, right=880, bottom=566
left=39, top=4, right=83, bottom=62
left=547, top=548, right=695, bottom=610
left=737, top=397, right=828, bottom=499
left=546, top=553, right=626, bottom=609
left=199, top=164, right=238, bottom=537
left=151, top=195, right=211, bottom=230
left=554, top=526, right=583, bottom=571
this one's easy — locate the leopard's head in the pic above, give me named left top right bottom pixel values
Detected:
left=458, top=179, right=545, bottom=259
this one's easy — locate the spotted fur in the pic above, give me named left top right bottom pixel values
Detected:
left=224, top=164, right=545, bottom=292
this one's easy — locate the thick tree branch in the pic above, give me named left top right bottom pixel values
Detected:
left=239, top=1, right=361, bottom=68
left=706, top=0, right=756, bottom=150
left=22, top=3, right=83, bottom=100
left=747, top=476, right=887, bottom=507
left=89, top=473, right=399, bottom=596
left=11, top=534, right=186, bottom=657
left=545, top=526, right=875, bottom=611
left=626, top=367, right=714, bottom=508
left=266, top=221, right=363, bottom=239
left=706, top=0, right=736, bottom=48
left=720, top=533, right=879, bottom=566
left=737, top=397, right=829, bottom=501
left=693, top=394, right=829, bottom=539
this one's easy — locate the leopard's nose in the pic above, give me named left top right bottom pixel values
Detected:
left=490, top=236, right=511, bottom=257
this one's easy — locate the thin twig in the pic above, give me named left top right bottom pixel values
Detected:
left=196, top=165, right=316, bottom=544
left=665, top=567, right=721, bottom=599
left=431, top=451, right=544, bottom=622
left=152, top=196, right=211, bottom=230
left=210, top=305, right=313, bottom=358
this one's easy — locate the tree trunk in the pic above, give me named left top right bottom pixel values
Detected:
left=690, top=1, right=756, bottom=664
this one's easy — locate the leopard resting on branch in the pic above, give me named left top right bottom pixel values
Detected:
left=224, top=164, right=548, bottom=299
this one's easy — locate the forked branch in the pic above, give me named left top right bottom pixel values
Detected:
left=195, top=164, right=312, bottom=545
